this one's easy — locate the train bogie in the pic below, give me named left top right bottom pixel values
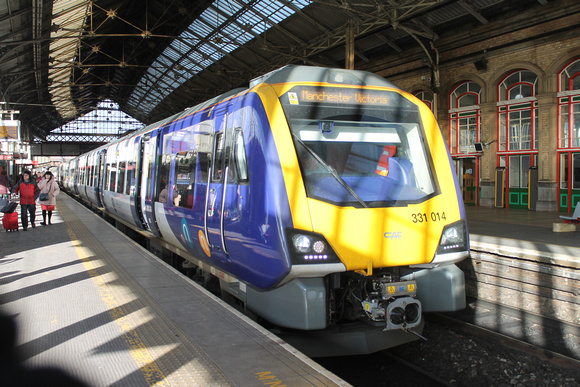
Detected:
left=59, top=65, right=469, bottom=356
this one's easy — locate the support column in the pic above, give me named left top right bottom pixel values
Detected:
left=345, top=21, right=354, bottom=70
left=535, top=93, right=558, bottom=211
left=478, top=102, right=497, bottom=207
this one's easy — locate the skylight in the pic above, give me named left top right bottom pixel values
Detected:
left=128, top=0, right=310, bottom=113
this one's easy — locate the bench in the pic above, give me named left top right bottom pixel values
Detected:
left=559, top=205, right=580, bottom=224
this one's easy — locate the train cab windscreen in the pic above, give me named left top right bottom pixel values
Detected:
left=281, top=86, right=438, bottom=207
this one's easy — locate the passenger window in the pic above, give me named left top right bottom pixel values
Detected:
left=195, top=124, right=213, bottom=183
left=110, top=162, right=117, bottom=192
left=212, top=132, right=225, bottom=181
left=127, top=160, right=135, bottom=195
left=172, top=150, right=197, bottom=209
left=157, top=154, right=171, bottom=203
left=233, top=128, right=249, bottom=183
left=117, top=161, right=126, bottom=194
left=104, top=163, right=110, bottom=190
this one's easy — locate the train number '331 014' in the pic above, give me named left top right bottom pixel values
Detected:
left=411, top=212, right=447, bottom=223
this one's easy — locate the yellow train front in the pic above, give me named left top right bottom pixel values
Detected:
left=241, top=66, right=469, bottom=356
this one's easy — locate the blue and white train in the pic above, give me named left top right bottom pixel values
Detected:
left=59, top=65, right=469, bottom=356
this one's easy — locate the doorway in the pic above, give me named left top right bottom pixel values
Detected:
left=558, top=152, right=580, bottom=213
left=454, top=157, right=478, bottom=206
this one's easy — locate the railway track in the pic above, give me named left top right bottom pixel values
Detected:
left=315, top=350, right=451, bottom=386
left=318, top=299, right=579, bottom=386
left=438, top=297, right=580, bottom=363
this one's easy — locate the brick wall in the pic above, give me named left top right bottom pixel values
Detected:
left=360, top=1, right=580, bottom=211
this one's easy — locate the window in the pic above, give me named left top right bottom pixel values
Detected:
left=559, top=58, right=580, bottom=92
left=233, top=128, right=249, bottom=182
left=157, top=153, right=171, bottom=203
left=281, top=86, right=436, bottom=207
left=104, top=163, right=110, bottom=190
left=414, top=90, right=434, bottom=111
left=498, top=70, right=537, bottom=101
left=558, top=58, right=580, bottom=149
left=450, top=82, right=481, bottom=109
left=117, top=160, right=126, bottom=194
left=110, top=162, right=117, bottom=192
left=448, top=82, right=481, bottom=154
left=212, top=132, right=225, bottom=181
left=509, top=155, right=531, bottom=188
left=497, top=70, right=538, bottom=151
left=172, top=151, right=197, bottom=208
left=508, top=110, right=532, bottom=150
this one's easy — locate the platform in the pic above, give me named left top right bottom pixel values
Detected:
left=0, top=194, right=347, bottom=386
left=465, top=205, right=580, bottom=266
left=466, top=205, right=580, bottom=249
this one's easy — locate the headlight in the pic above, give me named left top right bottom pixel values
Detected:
left=292, top=235, right=311, bottom=253
left=436, top=220, right=468, bottom=255
left=286, top=229, right=342, bottom=265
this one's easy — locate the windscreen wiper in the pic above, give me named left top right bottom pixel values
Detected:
left=293, top=134, right=368, bottom=208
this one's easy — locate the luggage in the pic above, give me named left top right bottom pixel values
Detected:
left=2, top=211, right=18, bottom=232
left=1, top=200, right=18, bottom=214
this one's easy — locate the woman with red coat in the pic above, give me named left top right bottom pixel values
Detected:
left=12, top=170, right=39, bottom=231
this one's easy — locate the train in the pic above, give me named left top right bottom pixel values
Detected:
left=59, top=65, right=469, bottom=357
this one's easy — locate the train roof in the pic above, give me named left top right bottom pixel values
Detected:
left=250, top=65, right=401, bottom=89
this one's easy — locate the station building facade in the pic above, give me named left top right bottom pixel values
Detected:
left=366, top=10, right=580, bottom=213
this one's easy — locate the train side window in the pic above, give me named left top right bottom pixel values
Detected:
left=125, top=143, right=135, bottom=195
left=157, top=153, right=171, bottom=202
left=212, top=132, right=225, bottom=181
left=117, top=160, right=126, bottom=194
left=127, top=160, right=135, bottom=195
left=196, top=131, right=212, bottom=183
left=173, top=150, right=196, bottom=208
left=233, top=128, right=249, bottom=182
left=110, top=162, right=117, bottom=192
left=87, top=165, right=92, bottom=187
left=91, top=154, right=97, bottom=187
left=104, top=163, right=110, bottom=190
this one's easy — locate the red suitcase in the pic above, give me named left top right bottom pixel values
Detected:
left=2, top=212, right=18, bottom=232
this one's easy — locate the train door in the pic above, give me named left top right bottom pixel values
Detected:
left=205, top=105, right=233, bottom=264
left=141, top=131, right=162, bottom=237
left=131, top=135, right=147, bottom=228
left=72, top=158, right=80, bottom=196
left=127, top=135, right=143, bottom=228
left=558, top=152, right=580, bottom=213
left=97, top=149, right=106, bottom=207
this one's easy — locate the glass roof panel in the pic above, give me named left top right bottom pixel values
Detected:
left=129, top=0, right=309, bottom=112
left=49, top=100, right=144, bottom=141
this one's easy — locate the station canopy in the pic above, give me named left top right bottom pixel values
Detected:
left=0, top=0, right=550, bottom=141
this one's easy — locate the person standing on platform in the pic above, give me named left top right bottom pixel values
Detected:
left=37, top=171, right=59, bottom=225
left=0, top=170, right=10, bottom=195
left=12, top=170, right=39, bottom=231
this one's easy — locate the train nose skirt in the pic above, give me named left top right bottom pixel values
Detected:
left=0, top=193, right=345, bottom=386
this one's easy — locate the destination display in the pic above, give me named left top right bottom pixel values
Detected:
left=285, top=86, right=406, bottom=107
